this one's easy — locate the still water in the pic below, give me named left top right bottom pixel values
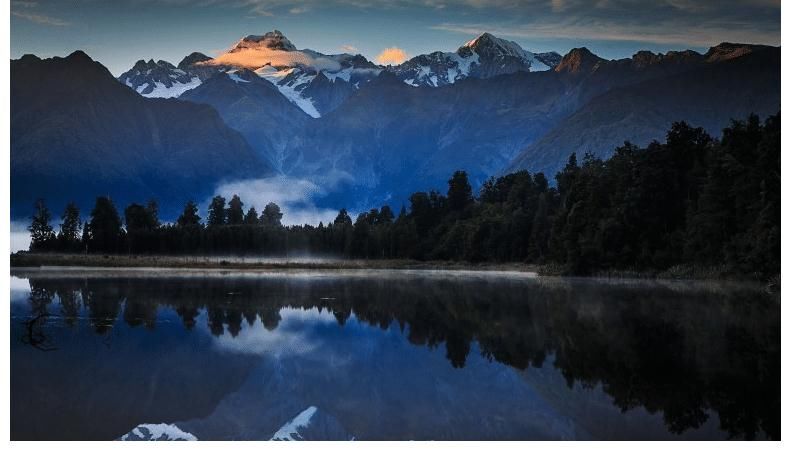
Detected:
left=9, top=269, right=779, bottom=441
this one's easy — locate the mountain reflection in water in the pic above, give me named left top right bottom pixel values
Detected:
left=9, top=271, right=779, bottom=441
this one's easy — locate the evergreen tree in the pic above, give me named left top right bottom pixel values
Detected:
left=58, top=202, right=82, bottom=251
left=244, top=207, right=259, bottom=225
left=177, top=201, right=202, bottom=227
left=207, top=196, right=226, bottom=227
left=261, top=202, right=283, bottom=227
left=226, top=195, right=244, bottom=225
left=125, top=203, right=158, bottom=253
left=334, top=209, right=352, bottom=227
left=379, top=205, right=395, bottom=224
left=146, top=199, right=160, bottom=228
left=85, top=197, right=123, bottom=253
left=28, top=199, right=55, bottom=251
left=447, top=170, right=473, bottom=212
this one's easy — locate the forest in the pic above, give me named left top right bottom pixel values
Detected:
left=25, top=114, right=780, bottom=278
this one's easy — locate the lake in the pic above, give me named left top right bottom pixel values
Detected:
left=9, top=269, right=779, bottom=441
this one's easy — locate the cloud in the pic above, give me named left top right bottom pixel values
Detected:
left=209, top=176, right=341, bottom=227
left=211, top=307, right=337, bottom=358
left=340, top=44, right=359, bottom=53
left=123, top=1, right=780, bottom=49
left=430, top=17, right=780, bottom=47
left=550, top=0, right=568, bottom=12
left=376, top=47, right=408, bottom=65
left=289, top=6, right=309, bottom=14
left=11, top=10, right=70, bottom=27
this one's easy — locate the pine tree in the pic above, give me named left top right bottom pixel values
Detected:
left=261, top=202, right=283, bottom=227
left=207, top=196, right=226, bottom=227
left=244, top=207, right=259, bottom=225
left=226, top=195, right=244, bottom=225
left=58, top=202, right=82, bottom=251
left=378, top=205, right=395, bottom=224
left=333, top=209, right=352, bottom=227
left=85, top=197, right=123, bottom=253
left=447, top=170, right=473, bottom=212
left=28, top=199, right=55, bottom=251
left=177, top=201, right=202, bottom=227
left=146, top=199, right=160, bottom=228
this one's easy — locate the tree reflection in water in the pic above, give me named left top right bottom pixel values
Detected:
left=15, top=273, right=780, bottom=440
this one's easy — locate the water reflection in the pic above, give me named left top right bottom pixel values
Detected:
left=9, top=271, right=779, bottom=440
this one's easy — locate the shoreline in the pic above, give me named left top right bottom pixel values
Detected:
left=8, top=252, right=778, bottom=287
left=9, top=252, right=538, bottom=273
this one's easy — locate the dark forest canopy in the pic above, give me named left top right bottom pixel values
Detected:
left=26, top=114, right=780, bottom=278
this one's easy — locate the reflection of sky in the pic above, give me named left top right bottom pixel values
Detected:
left=9, top=274, right=764, bottom=440
left=9, top=276, right=30, bottom=301
left=186, top=304, right=723, bottom=440
left=209, top=307, right=337, bottom=358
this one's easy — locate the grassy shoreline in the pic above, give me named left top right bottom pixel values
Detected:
left=9, top=252, right=777, bottom=287
left=9, top=252, right=539, bottom=273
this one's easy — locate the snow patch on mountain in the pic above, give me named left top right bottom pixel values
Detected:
left=226, top=70, right=250, bottom=84
left=119, top=59, right=205, bottom=98
left=270, top=406, right=318, bottom=441
left=119, top=423, right=198, bottom=441
left=133, top=77, right=202, bottom=98
left=256, top=66, right=320, bottom=118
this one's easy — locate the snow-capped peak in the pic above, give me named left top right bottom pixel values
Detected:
left=391, top=32, right=560, bottom=87
left=117, top=30, right=559, bottom=115
left=119, top=57, right=202, bottom=98
left=232, top=30, right=297, bottom=53
left=459, top=32, right=535, bottom=63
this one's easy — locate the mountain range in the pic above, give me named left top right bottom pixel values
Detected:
left=118, top=30, right=561, bottom=117
left=10, top=31, right=781, bottom=220
left=11, top=51, right=272, bottom=219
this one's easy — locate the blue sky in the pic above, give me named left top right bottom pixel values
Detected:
left=11, top=0, right=781, bottom=76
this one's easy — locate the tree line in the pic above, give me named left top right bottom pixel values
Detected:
left=27, top=114, right=779, bottom=277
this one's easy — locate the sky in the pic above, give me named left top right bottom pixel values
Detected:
left=10, top=0, right=781, bottom=76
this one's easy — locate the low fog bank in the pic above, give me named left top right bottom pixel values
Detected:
left=208, top=175, right=351, bottom=227
left=10, top=175, right=360, bottom=255
left=10, top=221, right=30, bottom=254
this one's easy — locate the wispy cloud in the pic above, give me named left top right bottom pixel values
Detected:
left=431, top=17, right=780, bottom=47
left=11, top=0, right=70, bottom=26
left=430, top=0, right=780, bottom=48
left=11, top=10, right=70, bottom=27
left=340, top=44, right=359, bottom=53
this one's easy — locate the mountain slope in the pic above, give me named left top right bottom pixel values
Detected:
left=11, top=51, right=272, bottom=219
left=283, top=44, right=744, bottom=208
left=180, top=69, right=311, bottom=171
left=508, top=45, right=781, bottom=175
left=286, top=70, right=573, bottom=208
